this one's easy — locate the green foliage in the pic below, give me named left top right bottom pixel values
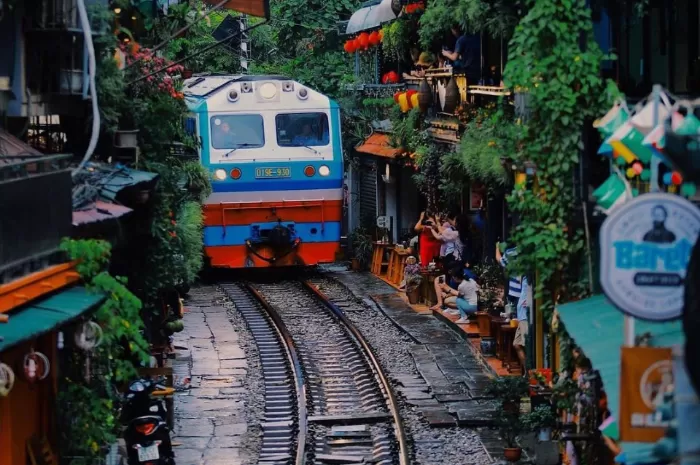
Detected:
left=502, top=0, right=616, bottom=337
left=182, top=160, right=213, bottom=202
left=348, top=226, right=373, bottom=269
left=521, top=405, right=557, bottom=431
left=455, top=107, right=520, bottom=187
left=381, top=19, right=412, bottom=59
left=58, top=239, right=150, bottom=456
left=176, top=201, right=205, bottom=286
left=419, top=0, right=521, bottom=48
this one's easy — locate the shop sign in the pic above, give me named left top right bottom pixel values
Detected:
left=599, top=193, right=700, bottom=321
left=619, top=347, right=673, bottom=442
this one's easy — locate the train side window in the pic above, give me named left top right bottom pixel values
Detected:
left=210, top=114, right=265, bottom=150
left=275, top=113, right=330, bottom=147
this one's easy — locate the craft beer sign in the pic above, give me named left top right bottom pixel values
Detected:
left=600, top=193, right=700, bottom=321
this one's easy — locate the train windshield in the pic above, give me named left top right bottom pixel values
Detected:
left=275, top=113, right=330, bottom=147
left=210, top=115, right=265, bottom=150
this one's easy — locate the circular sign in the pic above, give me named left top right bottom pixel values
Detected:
left=599, top=193, right=700, bottom=321
left=639, top=359, right=673, bottom=410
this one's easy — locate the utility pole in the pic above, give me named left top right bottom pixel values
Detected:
left=239, top=14, right=250, bottom=73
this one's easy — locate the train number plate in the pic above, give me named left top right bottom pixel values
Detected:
left=255, top=167, right=291, bottom=179
left=137, top=444, right=160, bottom=462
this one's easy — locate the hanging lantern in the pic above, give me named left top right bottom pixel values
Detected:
left=357, top=32, right=369, bottom=50
left=443, top=77, right=460, bottom=114
left=394, top=91, right=402, bottom=103
left=23, top=351, right=50, bottom=383
left=74, top=321, right=104, bottom=351
left=344, top=40, right=356, bottom=54
left=418, top=78, right=433, bottom=113
left=382, top=71, right=399, bottom=84
left=378, top=29, right=384, bottom=42
left=398, top=92, right=411, bottom=113
left=0, top=363, right=15, bottom=397
left=410, top=93, right=419, bottom=109
left=368, top=31, right=380, bottom=47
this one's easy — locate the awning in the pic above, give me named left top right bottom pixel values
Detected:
left=203, top=0, right=270, bottom=18
left=556, top=295, right=684, bottom=440
left=346, top=0, right=397, bottom=35
left=0, top=286, right=106, bottom=352
left=355, top=133, right=402, bottom=159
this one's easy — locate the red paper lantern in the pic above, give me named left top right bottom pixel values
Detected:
left=386, top=71, right=399, bottom=83
left=368, top=31, right=380, bottom=47
left=357, top=32, right=369, bottom=50
left=393, top=91, right=402, bottom=103
left=344, top=40, right=356, bottom=54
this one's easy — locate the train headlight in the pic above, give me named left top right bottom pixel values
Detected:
left=297, top=87, right=308, bottom=100
left=318, top=165, right=330, bottom=176
left=259, top=82, right=277, bottom=100
left=214, top=169, right=227, bottom=181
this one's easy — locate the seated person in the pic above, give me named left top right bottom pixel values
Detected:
left=447, top=267, right=480, bottom=323
left=441, top=25, right=480, bottom=81
left=431, top=264, right=478, bottom=312
left=292, top=123, right=321, bottom=146
left=212, top=121, right=237, bottom=148
left=402, top=52, right=436, bottom=80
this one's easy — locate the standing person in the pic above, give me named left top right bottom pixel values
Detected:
left=415, top=211, right=441, bottom=267
left=496, top=243, right=522, bottom=312
left=430, top=213, right=472, bottom=270
left=441, top=25, right=481, bottom=82
left=513, top=275, right=529, bottom=376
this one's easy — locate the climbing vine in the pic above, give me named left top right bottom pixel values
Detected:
left=502, top=0, right=616, bottom=338
left=57, top=239, right=151, bottom=457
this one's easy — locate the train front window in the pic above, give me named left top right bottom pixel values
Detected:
left=275, top=113, right=330, bottom=147
left=210, top=115, right=265, bottom=150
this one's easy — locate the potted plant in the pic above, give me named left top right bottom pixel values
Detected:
left=404, top=256, right=422, bottom=304
left=495, top=408, right=524, bottom=462
left=348, top=227, right=372, bottom=271
left=522, top=405, right=557, bottom=442
left=486, top=375, right=530, bottom=413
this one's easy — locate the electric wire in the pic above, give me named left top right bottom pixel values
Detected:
left=71, top=0, right=100, bottom=178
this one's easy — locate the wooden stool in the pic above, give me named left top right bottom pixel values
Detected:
left=371, top=243, right=391, bottom=276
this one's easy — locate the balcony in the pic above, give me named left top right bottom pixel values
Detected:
left=0, top=130, right=72, bottom=284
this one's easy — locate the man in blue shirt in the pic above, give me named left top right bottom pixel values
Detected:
left=441, top=26, right=481, bottom=82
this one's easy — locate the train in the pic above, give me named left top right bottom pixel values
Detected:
left=184, top=75, right=344, bottom=268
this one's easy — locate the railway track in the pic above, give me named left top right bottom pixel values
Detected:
left=220, top=280, right=410, bottom=465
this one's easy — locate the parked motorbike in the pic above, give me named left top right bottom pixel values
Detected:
left=121, top=377, right=176, bottom=465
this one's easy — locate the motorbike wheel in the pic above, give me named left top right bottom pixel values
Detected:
left=683, top=238, right=700, bottom=394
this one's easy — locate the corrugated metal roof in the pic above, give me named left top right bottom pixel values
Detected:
left=0, top=128, right=43, bottom=165
left=72, top=201, right=132, bottom=226
left=355, top=133, right=401, bottom=159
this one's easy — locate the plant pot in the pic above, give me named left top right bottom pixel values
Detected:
left=480, top=336, right=496, bottom=357
left=351, top=258, right=361, bottom=271
left=407, top=287, right=420, bottom=304
left=538, top=427, right=552, bottom=442
left=503, top=400, right=520, bottom=414
left=503, top=447, right=522, bottom=462
left=115, top=130, right=140, bottom=148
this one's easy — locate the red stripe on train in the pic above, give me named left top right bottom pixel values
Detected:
left=205, top=242, right=340, bottom=268
left=203, top=200, right=343, bottom=227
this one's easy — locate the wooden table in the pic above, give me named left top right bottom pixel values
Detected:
left=371, top=242, right=392, bottom=276
left=475, top=312, right=494, bottom=337
left=499, top=324, right=520, bottom=373
left=387, top=248, right=410, bottom=286
left=420, top=269, right=441, bottom=306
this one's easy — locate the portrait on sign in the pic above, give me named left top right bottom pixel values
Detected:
left=599, top=193, right=700, bottom=321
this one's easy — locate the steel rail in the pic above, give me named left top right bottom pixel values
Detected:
left=244, top=283, right=308, bottom=465
left=301, top=280, right=411, bottom=465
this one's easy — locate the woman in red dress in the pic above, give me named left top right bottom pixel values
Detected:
left=415, top=211, right=441, bottom=267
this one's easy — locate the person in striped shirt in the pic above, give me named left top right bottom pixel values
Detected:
left=496, top=244, right=522, bottom=310
left=496, top=243, right=529, bottom=376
